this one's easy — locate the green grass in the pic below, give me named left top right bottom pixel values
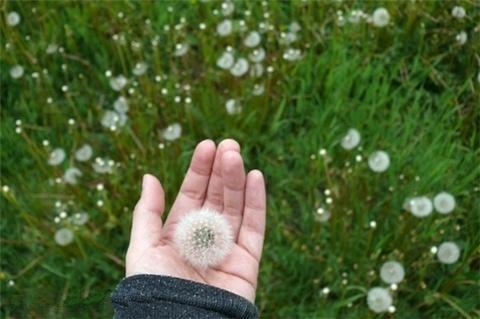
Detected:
left=1, top=1, right=479, bottom=318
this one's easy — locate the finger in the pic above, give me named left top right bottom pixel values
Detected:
left=237, top=170, right=266, bottom=263
left=164, top=140, right=216, bottom=232
left=221, top=150, right=246, bottom=240
left=130, top=174, right=165, bottom=249
left=204, top=139, right=240, bottom=212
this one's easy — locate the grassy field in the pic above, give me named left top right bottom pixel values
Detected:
left=1, top=0, right=479, bottom=318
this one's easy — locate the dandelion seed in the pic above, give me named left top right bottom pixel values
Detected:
left=451, top=6, right=466, bottom=18
left=367, top=287, right=392, bottom=313
left=217, top=51, right=235, bottom=69
left=225, top=99, right=242, bottom=115
left=221, top=1, right=234, bottom=16
left=341, top=128, right=361, bottom=150
left=267, top=66, right=274, bottom=73
left=407, top=196, right=433, bottom=218
left=199, top=23, right=206, bottom=30
left=7, top=280, right=15, bottom=287
left=369, top=221, right=377, bottom=229
left=380, top=261, right=405, bottom=284
left=174, top=207, right=233, bottom=268
left=158, top=143, right=165, bottom=150
left=283, top=48, right=302, bottom=61
left=10, top=65, right=24, bottom=79
left=437, top=241, right=460, bottom=264
left=319, top=148, right=327, bottom=156
left=55, top=228, right=74, bottom=246
left=433, top=192, right=455, bottom=214
left=430, top=246, right=438, bottom=254
left=96, top=200, right=104, bottom=207
left=368, top=151, right=390, bottom=173
left=372, top=8, right=390, bottom=27
left=217, top=19, right=233, bottom=37
left=244, top=31, right=261, bottom=48
left=390, top=283, right=398, bottom=291
left=325, top=197, right=333, bottom=204
left=161, top=123, right=182, bottom=141
left=15, top=127, right=22, bottom=134
left=455, top=31, right=467, bottom=45
left=388, top=305, right=396, bottom=313
left=230, top=58, right=249, bottom=77
left=64, top=167, right=82, bottom=185
left=110, top=75, right=127, bottom=91
left=321, top=287, right=330, bottom=295
left=62, top=85, right=69, bottom=92
left=173, top=43, right=189, bottom=57
left=59, top=211, right=67, bottom=219
left=6, top=11, right=21, bottom=26
left=48, top=148, right=66, bottom=166
left=72, top=212, right=89, bottom=225
left=2, top=185, right=10, bottom=192
left=132, top=62, right=148, bottom=76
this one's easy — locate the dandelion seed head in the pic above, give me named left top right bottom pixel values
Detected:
left=217, top=19, right=233, bottom=37
left=451, top=6, right=466, bottom=18
left=367, top=287, right=392, bottom=313
left=283, top=48, right=302, bottom=61
left=217, top=51, right=235, bottom=69
left=64, top=167, right=82, bottom=185
left=248, top=48, right=266, bottom=63
left=10, top=65, right=24, bottom=79
left=132, top=62, right=148, bottom=76
left=433, top=192, right=455, bottom=214
left=55, top=228, right=74, bottom=246
left=380, top=261, right=405, bottom=284
left=368, top=151, right=390, bottom=172
left=173, top=43, right=189, bottom=57
left=174, top=207, right=233, bottom=268
left=230, top=58, right=249, bottom=77
left=372, top=8, right=390, bottom=27
left=113, top=96, right=129, bottom=114
left=110, top=75, right=127, bottom=91
left=161, top=123, right=182, bottom=141
left=437, top=241, right=460, bottom=264
left=407, top=196, right=433, bottom=218
left=244, top=31, right=261, bottom=48
left=341, top=128, right=361, bottom=150
left=252, top=83, right=265, bottom=96
left=6, top=11, right=21, bottom=26
left=48, top=148, right=66, bottom=166
left=314, top=207, right=331, bottom=223
left=225, top=99, right=242, bottom=115
left=72, top=212, right=89, bottom=225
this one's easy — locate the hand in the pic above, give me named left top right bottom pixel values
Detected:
left=125, top=139, right=266, bottom=302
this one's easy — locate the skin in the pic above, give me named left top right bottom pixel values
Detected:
left=125, top=139, right=267, bottom=302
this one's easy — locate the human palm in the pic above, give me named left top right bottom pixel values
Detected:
left=125, top=139, right=266, bottom=302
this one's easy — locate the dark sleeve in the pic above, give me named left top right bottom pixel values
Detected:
left=111, top=274, right=259, bottom=319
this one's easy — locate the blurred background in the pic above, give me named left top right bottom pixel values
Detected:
left=1, top=1, right=479, bottom=318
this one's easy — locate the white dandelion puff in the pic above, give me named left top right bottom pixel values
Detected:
left=221, top=1, right=234, bottom=16
left=173, top=43, right=189, bottom=57
left=372, top=8, right=390, bottom=27
left=455, top=31, right=467, bottom=45
left=174, top=207, right=233, bottom=268
left=433, top=192, right=456, bottom=214
left=10, top=65, right=24, bottom=79
left=63, top=167, right=82, bottom=185
left=283, top=48, right=302, bottom=61
left=92, top=157, right=113, bottom=174
left=48, top=148, right=66, bottom=166
left=252, top=83, right=265, bottom=96
left=340, top=128, right=361, bottom=150
left=407, top=196, right=433, bottom=218
left=368, top=151, right=390, bottom=173
left=6, top=11, right=21, bottom=26
left=314, top=207, right=331, bottom=223
left=46, top=43, right=59, bottom=54
left=55, top=228, right=74, bottom=246
left=217, top=51, right=235, bottom=69
left=248, top=48, right=266, bottom=63
left=367, top=287, right=392, bottom=313
left=217, top=19, right=233, bottom=37
left=451, top=6, right=466, bottom=19
left=225, top=99, right=242, bottom=115
left=132, top=62, right=148, bottom=76
left=230, top=58, right=249, bottom=77
left=101, top=110, right=120, bottom=128
left=380, top=261, right=405, bottom=284
left=244, top=31, right=261, bottom=48
left=72, top=212, right=89, bottom=226
left=113, top=96, right=129, bottom=114
left=110, top=75, right=128, bottom=91
left=437, top=241, right=460, bottom=264
left=161, top=123, right=182, bottom=141
left=289, top=21, right=301, bottom=33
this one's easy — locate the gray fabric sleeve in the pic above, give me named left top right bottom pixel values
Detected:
left=111, top=274, right=259, bottom=319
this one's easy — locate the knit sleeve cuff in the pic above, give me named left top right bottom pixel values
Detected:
left=111, top=274, right=258, bottom=319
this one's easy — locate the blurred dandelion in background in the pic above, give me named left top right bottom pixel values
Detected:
left=437, top=242, right=460, bottom=264
left=54, top=228, right=74, bottom=246
left=380, top=261, right=405, bottom=284
left=433, top=192, right=456, bottom=214
left=368, top=151, right=390, bottom=173
left=367, top=287, right=392, bottom=313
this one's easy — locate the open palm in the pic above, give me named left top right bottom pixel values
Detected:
left=125, top=139, right=266, bottom=302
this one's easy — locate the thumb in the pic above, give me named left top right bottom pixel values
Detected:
left=130, top=174, right=165, bottom=249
